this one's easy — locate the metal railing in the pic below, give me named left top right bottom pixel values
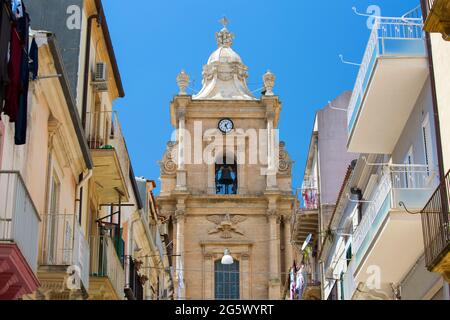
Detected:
left=348, top=17, right=425, bottom=133
left=90, top=235, right=125, bottom=299
left=0, top=171, right=40, bottom=273
left=85, top=111, right=130, bottom=184
left=421, top=170, right=450, bottom=269
left=40, top=214, right=90, bottom=290
left=124, top=256, right=145, bottom=300
left=352, top=165, right=437, bottom=256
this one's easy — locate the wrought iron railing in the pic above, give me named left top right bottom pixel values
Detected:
left=84, top=111, right=130, bottom=185
left=124, top=256, right=145, bottom=300
left=421, top=170, right=450, bottom=269
left=348, top=16, right=425, bottom=133
left=40, top=214, right=90, bottom=290
left=352, top=165, right=437, bottom=256
left=0, top=171, right=40, bottom=273
left=90, top=235, right=125, bottom=299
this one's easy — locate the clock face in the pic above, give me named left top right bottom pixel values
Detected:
left=218, top=118, right=234, bottom=134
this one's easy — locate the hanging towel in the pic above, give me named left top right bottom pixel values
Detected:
left=3, top=23, right=22, bottom=122
left=0, top=1, right=12, bottom=115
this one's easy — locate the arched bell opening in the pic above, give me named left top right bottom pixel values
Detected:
left=215, top=155, right=238, bottom=195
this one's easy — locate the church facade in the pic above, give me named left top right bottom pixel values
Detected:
left=157, top=20, right=296, bottom=300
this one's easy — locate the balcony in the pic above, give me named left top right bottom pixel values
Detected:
left=38, top=214, right=90, bottom=294
left=347, top=17, right=428, bottom=154
left=85, top=111, right=130, bottom=203
left=291, top=188, right=319, bottom=246
left=302, top=273, right=321, bottom=300
left=350, top=165, right=437, bottom=290
left=89, top=235, right=125, bottom=300
left=421, top=170, right=450, bottom=281
left=424, top=0, right=450, bottom=40
left=0, top=171, right=41, bottom=300
left=124, top=256, right=146, bottom=300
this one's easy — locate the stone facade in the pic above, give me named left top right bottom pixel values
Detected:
left=157, top=22, right=295, bottom=300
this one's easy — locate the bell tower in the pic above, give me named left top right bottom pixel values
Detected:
left=157, top=19, right=295, bottom=300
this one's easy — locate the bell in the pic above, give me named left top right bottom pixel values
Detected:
left=218, top=165, right=234, bottom=185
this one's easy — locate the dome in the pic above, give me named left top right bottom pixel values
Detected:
left=193, top=20, right=256, bottom=101
left=207, top=46, right=243, bottom=65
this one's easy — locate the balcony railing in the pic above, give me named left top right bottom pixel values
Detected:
left=352, top=165, right=437, bottom=256
left=421, top=170, right=450, bottom=269
left=124, top=256, right=145, bottom=300
left=348, top=16, right=425, bottom=133
left=85, top=111, right=130, bottom=185
left=90, top=235, right=125, bottom=299
left=40, top=214, right=90, bottom=290
left=0, top=171, right=40, bottom=272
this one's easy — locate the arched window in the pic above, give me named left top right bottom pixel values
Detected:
left=214, top=259, right=240, bottom=300
left=215, top=156, right=238, bottom=195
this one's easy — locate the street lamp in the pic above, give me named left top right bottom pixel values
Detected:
left=221, top=249, right=234, bottom=265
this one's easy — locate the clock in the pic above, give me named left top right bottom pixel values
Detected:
left=218, top=118, right=234, bottom=134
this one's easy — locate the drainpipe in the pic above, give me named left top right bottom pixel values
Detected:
left=76, top=170, right=93, bottom=223
left=81, top=13, right=101, bottom=128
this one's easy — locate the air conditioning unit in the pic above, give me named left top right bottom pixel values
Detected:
left=92, top=62, right=108, bottom=92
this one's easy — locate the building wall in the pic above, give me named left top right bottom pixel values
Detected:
left=317, top=91, right=357, bottom=206
left=391, top=78, right=439, bottom=174
left=430, top=33, right=450, bottom=173
left=400, top=254, right=443, bottom=300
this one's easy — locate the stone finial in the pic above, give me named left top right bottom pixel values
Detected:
left=216, top=17, right=234, bottom=48
left=176, top=70, right=190, bottom=95
left=263, top=70, right=276, bottom=96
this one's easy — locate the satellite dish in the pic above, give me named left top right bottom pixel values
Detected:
left=302, top=234, right=312, bottom=251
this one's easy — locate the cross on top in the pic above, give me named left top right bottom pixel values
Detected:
left=220, top=16, right=229, bottom=29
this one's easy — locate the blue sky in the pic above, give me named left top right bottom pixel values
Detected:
left=103, top=0, right=419, bottom=192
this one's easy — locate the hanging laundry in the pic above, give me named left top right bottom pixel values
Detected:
left=296, top=265, right=305, bottom=300
left=289, top=267, right=296, bottom=300
left=14, top=8, right=29, bottom=145
left=3, top=19, right=22, bottom=122
left=11, top=0, right=22, bottom=19
left=0, top=1, right=11, bottom=115
left=29, top=38, right=38, bottom=80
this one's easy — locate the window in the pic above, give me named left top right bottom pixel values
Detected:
left=422, top=116, right=433, bottom=176
left=215, top=260, right=240, bottom=300
left=215, top=157, right=238, bottom=195
left=404, top=147, right=414, bottom=188
left=47, top=172, right=60, bottom=264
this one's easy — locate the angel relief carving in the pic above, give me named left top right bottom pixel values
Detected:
left=206, top=214, right=247, bottom=239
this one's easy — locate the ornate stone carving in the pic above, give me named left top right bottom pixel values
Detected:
left=176, top=70, right=190, bottom=95
left=263, top=70, right=276, bottom=96
left=267, top=208, right=277, bottom=217
left=206, top=214, right=247, bottom=239
left=160, top=141, right=178, bottom=176
left=193, top=19, right=256, bottom=101
left=216, top=17, right=234, bottom=47
left=174, top=209, right=186, bottom=222
left=278, top=141, right=293, bottom=176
